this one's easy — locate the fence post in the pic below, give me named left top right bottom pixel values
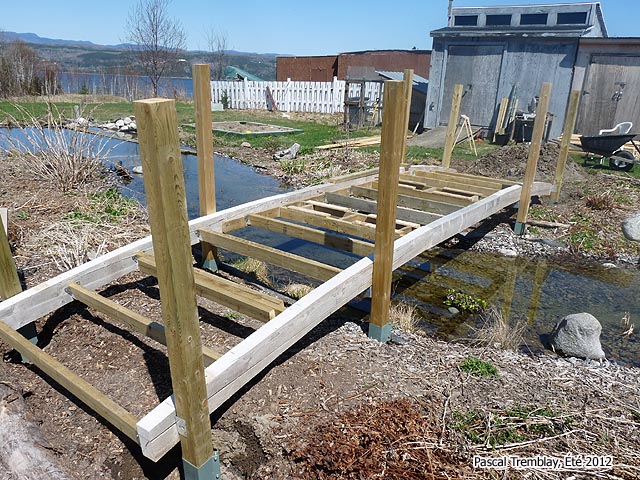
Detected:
left=442, top=84, right=463, bottom=168
left=0, top=214, right=21, bottom=300
left=192, top=64, right=217, bottom=271
left=368, top=80, right=407, bottom=342
left=134, top=98, right=217, bottom=479
left=515, top=82, right=553, bottom=235
left=551, top=90, right=581, bottom=203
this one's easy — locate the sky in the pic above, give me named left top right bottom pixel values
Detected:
left=1, top=0, right=638, bottom=56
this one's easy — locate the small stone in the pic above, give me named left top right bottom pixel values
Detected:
left=115, top=119, right=125, bottom=128
left=448, top=307, right=460, bottom=315
left=499, top=248, right=518, bottom=257
left=602, top=262, right=617, bottom=269
left=241, top=141, right=252, bottom=148
left=132, top=166, right=143, bottom=174
left=123, top=117, right=132, bottom=125
left=622, top=214, right=640, bottom=242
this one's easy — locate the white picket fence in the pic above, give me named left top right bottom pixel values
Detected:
left=210, top=77, right=384, bottom=114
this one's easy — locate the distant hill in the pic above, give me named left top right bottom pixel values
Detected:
left=1, top=31, right=279, bottom=80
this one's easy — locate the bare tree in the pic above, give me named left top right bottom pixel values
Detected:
left=205, top=28, right=229, bottom=81
left=124, top=0, right=186, bottom=96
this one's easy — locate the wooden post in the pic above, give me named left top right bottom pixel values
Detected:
left=442, top=84, right=463, bottom=168
left=0, top=215, right=21, bottom=300
left=134, top=98, right=217, bottom=479
left=493, top=97, right=509, bottom=141
left=515, top=82, right=552, bottom=235
left=401, top=69, right=414, bottom=160
left=192, top=64, right=218, bottom=272
left=551, top=90, right=581, bottom=203
left=369, top=80, right=407, bottom=342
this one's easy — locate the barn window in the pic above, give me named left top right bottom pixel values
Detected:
left=520, top=13, right=548, bottom=25
left=454, top=15, right=478, bottom=26
left=486, top=14, right=512, bottom=26
left=557, top=12, right=588, bottom=25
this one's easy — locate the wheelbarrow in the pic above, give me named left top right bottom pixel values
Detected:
left=580, top=133, right=640, bottom=171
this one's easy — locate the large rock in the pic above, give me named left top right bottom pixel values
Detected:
left=622, top=214, right=640, bottom=242
left=548, top=313, right=605, bottom=360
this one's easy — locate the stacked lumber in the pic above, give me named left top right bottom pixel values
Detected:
left=316, top=135, right=412, bottom=150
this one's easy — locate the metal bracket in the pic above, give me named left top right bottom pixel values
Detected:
left=176, top=416, right=187, bottom=437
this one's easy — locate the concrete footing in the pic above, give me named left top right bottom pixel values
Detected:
left=17, top=322, right=38, bottom=364
left=514, top=221, right=527, bottom=235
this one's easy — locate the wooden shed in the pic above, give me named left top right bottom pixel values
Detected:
left=424, top=2, right=607, bottom=138
left=573, top=37, right=640, bottom=135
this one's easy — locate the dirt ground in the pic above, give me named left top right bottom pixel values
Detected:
left=1, top=136, right=640, bottom=479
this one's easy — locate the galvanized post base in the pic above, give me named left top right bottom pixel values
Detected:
left=17, top=322, right=38, bottom=364
left=201, top=257, right=219, bottom=273
left=368, top=322, right=391, bottom=343
left=183, top=451, right=220, bottom=480
left=514, top=221, right=527, bottom=235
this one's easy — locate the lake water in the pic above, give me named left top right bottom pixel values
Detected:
left=58, top=72, right=194, bottom=99
left=1, top=127, right=638, bottom=366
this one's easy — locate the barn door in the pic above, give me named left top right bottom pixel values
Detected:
left=578, top=55, right=640, bottom=135
left=440, top=45, right=504, bottom=127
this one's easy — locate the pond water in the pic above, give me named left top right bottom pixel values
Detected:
left=1, top=127, right=638, bottom=366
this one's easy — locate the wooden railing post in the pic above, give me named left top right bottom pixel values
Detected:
left=551, top=90, right=581, bottom=203
left=515, top=82, right=552, bottom=235
left=134, top=98, right=217, bottom=479
left=193, top=64, right=218, bottom=271
left=401, top=69, right=414, bottom=159
left=369, top=80, right=408, bottom=342
left=0, top=214, right=21, bottom=300
left=442, top=84, right=463, bottom=168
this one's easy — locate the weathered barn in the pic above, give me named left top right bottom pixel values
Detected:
left=276, top=50, right=431, bottom=82
left=424, top=2, right=607, bottom=138
left=572, top=37, right=640, bottom=135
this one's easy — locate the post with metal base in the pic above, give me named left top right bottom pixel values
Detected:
left=368, top=73, right=412, bottom=342
left=515, top=82, right=552, bottom=235
left=193, top=64, right=218, bottom=272
left=183, top=451, right=221, bottom=480
left=135, top=98, right=217, bottom=477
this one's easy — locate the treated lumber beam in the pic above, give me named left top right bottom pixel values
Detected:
left=441, top=170, right=518, bottom=186
left=351, top=185, right=459, bottom=215
left=399, top=174, right=498, bottom=197
left=442, top=84, right=463, bottom=168
left=282, top=206, right=379, bottom=241
left=198, top=229, right=341, bottom=282
left=136, top=253, right=284, bottom=322
left=67, top=283, right=222, bottom=365
left=516, top=83, right=552, bottom=233
left=551, top=90, right=581, bottom=203
left=0, top=319, right=139, bottom=441
left=414, top=170, right=510, bottom=190
left=380, top=182, right=476, bottom=207
left=137, top=180, right=554, bottom=461
left=248, top=214, right=374, bottom=257
left=328, top=168, right=379, bottom=183
left=370, top=80, right=407, bottom=341
left=0, top=214, right=21, bottom=299
left=193, top=64, right=217, bottom=269
left=0, top=174, right=379, bottom=333
left=324, top=192, right=442, bottom=225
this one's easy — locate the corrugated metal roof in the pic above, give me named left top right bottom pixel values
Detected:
left=377, top=71, right=429, bottom=94
left=223, top=66, right=263, bottom=82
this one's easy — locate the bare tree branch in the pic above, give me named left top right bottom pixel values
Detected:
left=205, top=28, right=229, bottom=81
left=124, top=0, right=186, bottom=96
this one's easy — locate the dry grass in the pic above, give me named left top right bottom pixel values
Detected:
left=231, top=257, right=273, bottom=287
left=472, top=307, right=527, bottom=350
left=283, top=283, right=313, bottom=300
left=0, top=104, right=112, bottom=192
left=389, top=301, right=420, bottom=334
left=586, top=192, right=615, bottom=211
